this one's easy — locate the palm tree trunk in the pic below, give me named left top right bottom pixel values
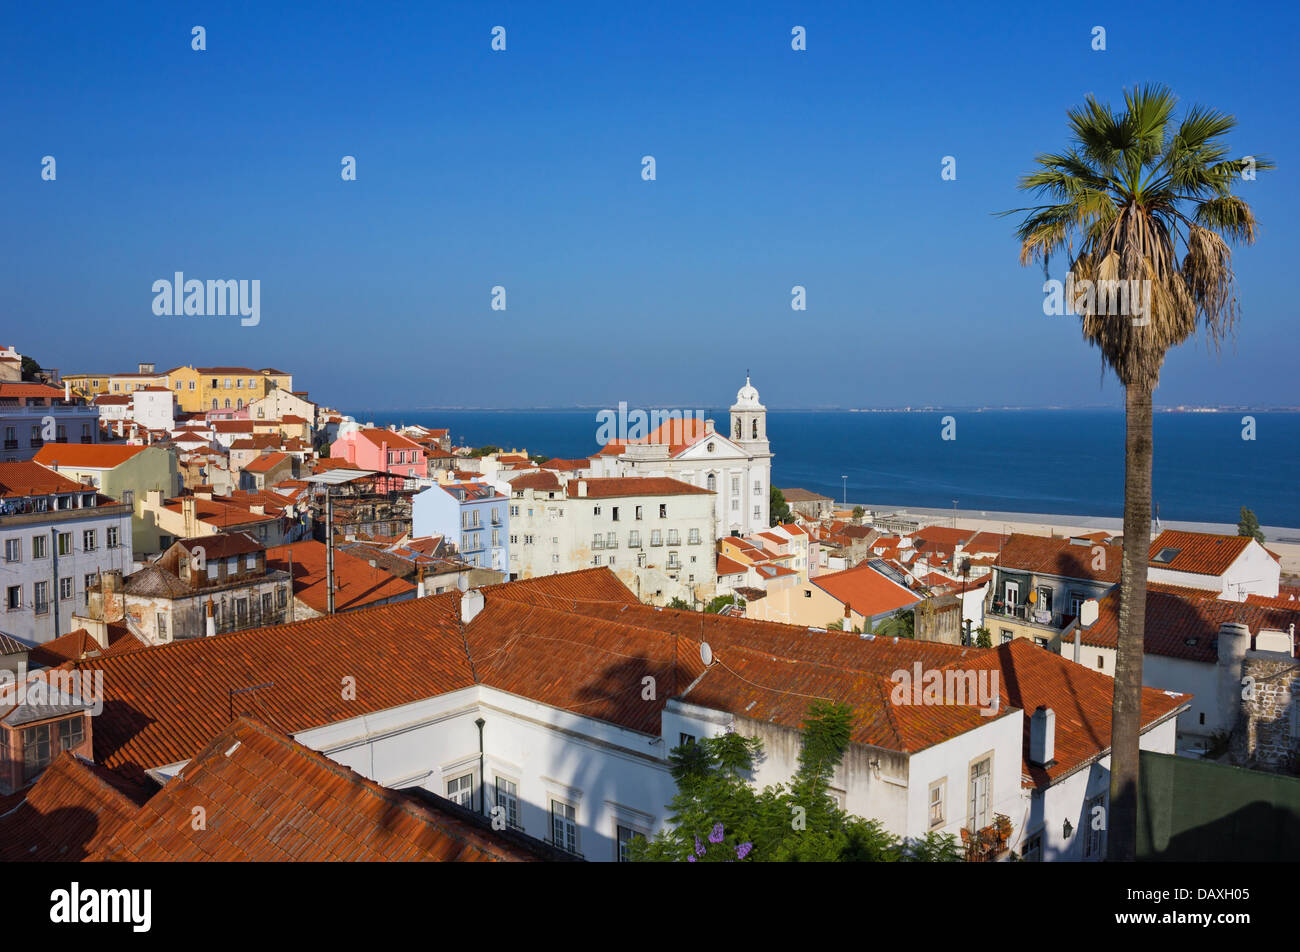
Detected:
left=1108, top=380, right=1153, bottom=861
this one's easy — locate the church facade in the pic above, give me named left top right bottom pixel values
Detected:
left=588, top=377, right=773, bottom=536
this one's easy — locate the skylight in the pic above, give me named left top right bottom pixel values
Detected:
left=1153, top=547, right=1182, bottom=564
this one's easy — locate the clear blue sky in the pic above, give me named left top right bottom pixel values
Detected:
left=3, top=1, right=1296, bottom=410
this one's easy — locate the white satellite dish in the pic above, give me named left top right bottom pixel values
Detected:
left=457, top=575, right=470, bottom=592
left=700, top=642, right=713, bottom=667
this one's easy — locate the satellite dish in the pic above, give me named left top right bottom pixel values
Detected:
left=700, top=642, right=713, bottom=666
left=457, top=575, right=470, bottom=592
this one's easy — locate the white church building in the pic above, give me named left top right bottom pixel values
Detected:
left=588, top=377, right=773, bottom=537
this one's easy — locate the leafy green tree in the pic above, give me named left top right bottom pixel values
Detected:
left=1004, top=85, right=1268, bottom=861
left=1237, top=506, right=1265, bottom=544
left=769, top=487, right=793, bottom=526
left=852, top=505, right=865, bottom=519
left=467, top=445, right=502, bottom=458
left=974, top=626, right=993, bottom=649
left=667, top=596, right=692, bottom=611
left=704, top=594, right=739, bottom=614
left=20, top=356, right=42, bottom=381
left=874, top=607, right=915, bottom=639
left=632, top=702, right=961, bottom=862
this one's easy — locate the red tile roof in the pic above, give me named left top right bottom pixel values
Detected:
left=242, top=451, right=290, bottom=474
left=1149, top=529, right=1252, bottom=576
left=0, top=383, right=66, bottom=399
left=1080, top=582, right=1300, bottom=662
left=266, top=541, right=415, bottom=613
left=540, top=458, right=590, bottom=471
left=597, top=417, right=712, bottom=457
left=0, top=461, right=87, bottom=498
left=357, top=428, right=424, bottom=453
left=160, top=495, right=276, bottom=527
left=33, top=443, right=150, bottom=469
left=565, top=477, right=713, bottom=498
left=813, top=563, right=922, bottom=617
left=994, top=533, right=1122, bottom=584
left=0, top=753, right=148, bottom=861
left=511, top=471, right=563, bottom=491
left=28, top=629, right=103, bottom=666
left=717, top=554, right=748, bottom=577
left=94, top=718, right=545, bottom=861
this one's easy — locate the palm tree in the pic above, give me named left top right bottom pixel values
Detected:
left=1003, top=85, right=1269, bottom=860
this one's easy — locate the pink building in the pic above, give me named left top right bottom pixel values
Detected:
left=330, top=428, right=427, bottom=478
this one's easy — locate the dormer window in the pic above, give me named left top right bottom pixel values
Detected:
left=1152, top=547, right=1182, bottom=564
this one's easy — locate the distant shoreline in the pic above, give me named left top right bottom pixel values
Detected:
left=844, top=500, right=1300, bottom=545
left=353, top=406, right=1300, bottom=414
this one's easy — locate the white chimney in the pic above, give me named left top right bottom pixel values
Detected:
left=1080, top=599, right=1099, bottom=627
left=64, top=380, right=70, bottom=400
left=1029, top=706, right=1055, bottom=766
left=461, top=589, right=484, bottom=624
left=205, top=598, right=216, bottom=637
left=1216, top=621, right=1252, bottom=735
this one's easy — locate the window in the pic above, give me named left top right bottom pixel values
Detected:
left=277, top=586, right=287, bottom=609
left=551, top=800, right=578, bottom=854
left=23, top=723, right=53, bottom=782
left=1000, top=629, right=1013, bottom=644
left=753, top=480, right=761, bottom=496
left=59, top=577, right=73, bottom=600
left=157, top=612, right=168, bottom=639
left=5, top=586, right=20, bottom=610
left=1033, top=637, right=1049, bottom=648
left=262, top=592, right=273, bottom=617
left=707, top=474, right=716, bottom=491
left=592, top=505, right=601, bottom=516
left=1022, top=832, right=1043, bottom=862
left=84, top=573, right=97, bottom=606
left=3, top=539, right=19, bottom=563
left=679, top=733, right=696, bottom=746
left=731, top=499, right=739, bottom=511
left=494, top=778, right=520, bottom=829
left=688, top=528, right=701, bottom=544
left=635, top=505, right=643, bottom=520
left=82, top=529, right=97, bottom=551
left=611, top=507, right=620, bottom=522
left=753, top=506, right=760, bottom=521
left=1096, top=655, right=1105, bottom=669
left=659, top=504, right=667, bottom=518
left=929, top=780, right=946, bottom=828
left=650, top=530, right=662, bottom=546
left=510, top=505, right=519, bottom=517
left=446, top=773, right=475, bottom=808
left=1083, top=793, right=1106, bottom=859
left=731, top=477, right=740, bottom=494
left=628, top=531, right=641, bottom=548
left=968, top=756, right=991, bottom=832
left=616, top=825, right=645, bottom=863
left=34, top=581, right=49, bottom=614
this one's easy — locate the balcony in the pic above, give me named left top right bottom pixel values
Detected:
left=986, top=601, right=1072, bottom=631
left=649, top=536, right=663, bottom=547
left=591, top=537, right=605, bottom=551
left=3, top=440, right=16, bottom=450
left=961, top=813, right=1012, bottom=862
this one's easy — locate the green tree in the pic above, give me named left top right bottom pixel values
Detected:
left=852, top=505, right=865, bottom=520
left=631, top=702, right=961, bottom=862
left=770, top=487, right=793, bottom=526
left=874, top=607, right=915, bottom=639
left=1005, top=85, right=1269, bottom=860
left=20, top=356, right=42, bottom=381
left=666, top=596, right=692, bottom=611
left=974, top=626, right=993, bottom=649
left=1237, top=506, right=1265, bottom=544
left=704, top=594, right=740, bottom=614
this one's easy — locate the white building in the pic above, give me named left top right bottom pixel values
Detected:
left=506, top=473, right=716, bottom=605
left=588, top=377, right=773, bottom=537
left=81, top=569, right=1187, bottom=862
left=0, top=462, right=135, bottom=644
left=130, top=386, right=176, bottom=433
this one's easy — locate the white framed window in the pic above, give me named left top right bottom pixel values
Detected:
left=446, top=773, right=475, bottom=809
left=494, top=777, right=520, bottom=830
left=1022, top=831, right=1043, bottom=862
left=616, top=824, right=646, bottom=863
left=550, top=799, right=578, bottom=855
left=968, top=756, right=991, bottom=832
left=929, top=779, right=946, bottom=828
left=59, top=577, right=73, bottom=600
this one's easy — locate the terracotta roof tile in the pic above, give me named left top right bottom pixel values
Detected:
left=1149, top=529, right=1252, bottom=576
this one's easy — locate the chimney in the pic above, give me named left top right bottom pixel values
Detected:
left=1080, top=599, right=1099, bottom=627
left=705, top=418, right=715, bottom=434
left=461, top=589, right=484, bottom=624
left=1029, top=706, right=1056, bottom=767
left=181, top=496, right=196, bottom=534
left=64, top=380, right=70, bottom=401
left=1216, top=621, right=1251, bottom=737
left=205, top=598, right=216, bottom=637
left=577, top=480, right=588, bottom=498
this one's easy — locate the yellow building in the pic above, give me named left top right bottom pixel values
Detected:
left=68, top=363, right=295, bottom=414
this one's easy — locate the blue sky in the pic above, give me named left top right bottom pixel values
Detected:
left=3, top=1, right=1297, bottom=411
